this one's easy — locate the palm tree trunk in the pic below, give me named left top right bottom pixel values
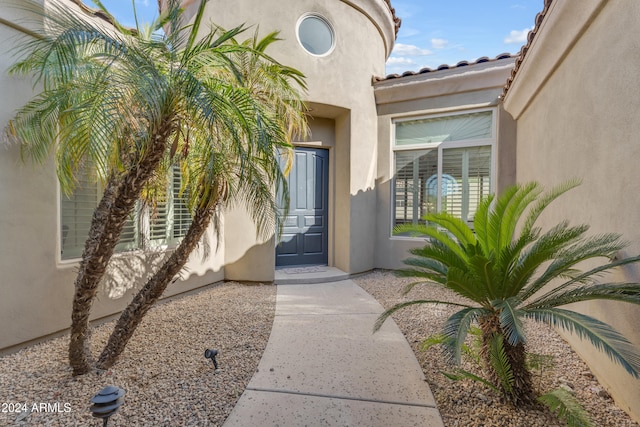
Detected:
left=479, top=315, right=536, bottom=406
left=69, top=118, right=174, bottom=376
left=96, top=205, right=215, bottom=369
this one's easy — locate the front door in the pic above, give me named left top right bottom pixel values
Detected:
left=276, top=147, right=329, bottom=266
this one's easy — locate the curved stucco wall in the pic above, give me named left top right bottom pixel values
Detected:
left=179, top=0, right=396, bottom=278
left=503, top=0, right=640, bottom=420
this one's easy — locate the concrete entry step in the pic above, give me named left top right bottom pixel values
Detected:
left=274, top=266, right=349, bottom=285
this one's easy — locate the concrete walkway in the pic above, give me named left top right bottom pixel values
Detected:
left=223, top=271, right=444, bottom=426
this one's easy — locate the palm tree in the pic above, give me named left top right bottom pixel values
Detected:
left=7, top=0, right=306, bottom=375
left=96, top=29, right=307, bottom=369
left=375, top=181, right=640, bottom=405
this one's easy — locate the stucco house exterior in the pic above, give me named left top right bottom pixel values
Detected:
left=0, top=0, right=638, bottom=421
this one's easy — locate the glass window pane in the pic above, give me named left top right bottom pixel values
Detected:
left=298, top=15, right=334, bottom=56
left=172, top=167, right=191, bottom=239
left=441, top=146, right=492, bottom=225
left=396, top=111, right=492, bottom=146
left=394, top=149, right=438, bottom=227
left=61, top=173, right=98, bottom=260
left=61, top=172, right=139, bottom=259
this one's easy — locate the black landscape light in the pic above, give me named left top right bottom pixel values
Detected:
left=204, top=348, right=219, bottom=370
left=90, top=385, right=125, bottom=427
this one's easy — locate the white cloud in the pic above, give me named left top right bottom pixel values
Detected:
left=430, top=38, right=449, bottom=49
left=386, top=57, right=416, bottom=65
left=136, top=0, right=150, bottom=6
left=504, top=27, right=533, bottom=44
left=392, top=43, right=433, bottom=56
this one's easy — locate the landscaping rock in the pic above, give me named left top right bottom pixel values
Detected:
left=0, top=282, right=275, bottom=426
left=355, top=270, right=639, bottom=427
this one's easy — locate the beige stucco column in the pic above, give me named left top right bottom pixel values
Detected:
left=182, top=0, right=397, bottom=280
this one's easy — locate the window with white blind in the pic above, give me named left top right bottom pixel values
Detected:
left=149, top=166, right=192, bottom=246
left=393, top=110, right=495, bottom=233
left=61, top=167, right=191, bottom=260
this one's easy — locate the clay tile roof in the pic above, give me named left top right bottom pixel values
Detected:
left=502, top=0, right=553, bottom=98
left=70, top=0, right=119, bottom=25
left=373, top=53, right=518, bottom=83
left=384, top=0, right=402, bottom=37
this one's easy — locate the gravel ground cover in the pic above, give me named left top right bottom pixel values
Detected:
left=0, top=282, right=275, bottom=427
left=355, top=270, right=639, bottom=427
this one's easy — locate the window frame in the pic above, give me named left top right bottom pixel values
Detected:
left=147, top=166, right=191, bottom=249
left=58, top=166, right=191, bottom=264
left=390, top=107, right=497, bottom=240
left=296, top=13, right=336, bottom=57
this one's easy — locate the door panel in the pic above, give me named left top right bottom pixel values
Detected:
left=276, top=147, right=329, bottom=266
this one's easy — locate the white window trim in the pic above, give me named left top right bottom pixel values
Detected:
left=389, top=107, right=498, bottom=240
left=296, top=13, right=336, bottom=57
left=57, top=168, right=190, bottom=265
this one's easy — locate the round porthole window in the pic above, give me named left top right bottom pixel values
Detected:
left=297, top=14, right=335, bottom=56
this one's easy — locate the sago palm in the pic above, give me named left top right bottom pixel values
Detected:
left=375, top=181, right=640, bottom=405
left=7, top=0, right=306, bottom=375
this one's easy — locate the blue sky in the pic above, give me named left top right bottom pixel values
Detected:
left=92, top=0, right=542, bottom=75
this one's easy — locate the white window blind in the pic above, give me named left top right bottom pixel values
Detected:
left=61, top=174, right=138, bottom=260
left=393, top=110, right=494, bottom=232
left=396, top=111, right=492, bottom=146
left=148, top=166, right=191, bottom=245
left=61, top=167, right=190, bottom=260
left=172, top=168, right=191, bottom=239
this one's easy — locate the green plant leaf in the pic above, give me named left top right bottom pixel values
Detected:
left=441, top=307, right=488, bottom=364
left=374, top=299, right=473, bottom=333
left=494, top=298, right=526, bottom=347
left=442, top=369, right=500, bottom=393
left=488, top=333, right=515, bottom=394
left=538, top=388, right=595, bottom=427
left=527, top=308, right=640, bottom=378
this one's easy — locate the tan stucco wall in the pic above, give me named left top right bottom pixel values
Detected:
left=190, top=0, right=396, bottom=275
left=373, top=60, right=516, bottom=270
left=0, top=2, right=225, bottom=353
left=503, top=0, right=640, bottom=420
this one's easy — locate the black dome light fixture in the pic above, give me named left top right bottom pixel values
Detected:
left=90, top=385, right=126, bottom=426
left=204, top=348, right=220, bottom=371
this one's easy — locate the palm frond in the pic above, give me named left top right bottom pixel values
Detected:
left=522, top=179, right=581, bottom=237
left=374, top=300, right=474, bottom=333
left=442, top=369, right=500, bottom=393
left=525, top=283, right=640, bottom=310
left=520, top=233, right=628, bottom=301
left=467, top=254, right=499, bottom=300
left=497, top=181, right=541, bottom=250
left=447, top=267, right=488, bottom=303
left=408, top=240, right=469, bottom=274
left=473, top=193, right=495, bottom=255
left=441, top=307, right=488, bottom=363
left=488, top=333, right=515, bottom=394
left=396, top=260, right=448, bottom=287
left=525, top=255, right=640, bottom=307
left=485, top=184, right=519, bottom=254
left=507, top=222, right=588, bottom=299
left=526, top=308, right=640, bottom=378
left=494, top=298, right=526, bottom=346
left=393, top=222, right=468, bottom=263
left=421, top=211, right=477, bottom=247
left=419, top=333, right=454, bottom=351
left=538, top=388, right=595, bottom=427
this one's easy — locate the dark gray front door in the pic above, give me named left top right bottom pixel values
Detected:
left=276, top=147, right=329, bottom=266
